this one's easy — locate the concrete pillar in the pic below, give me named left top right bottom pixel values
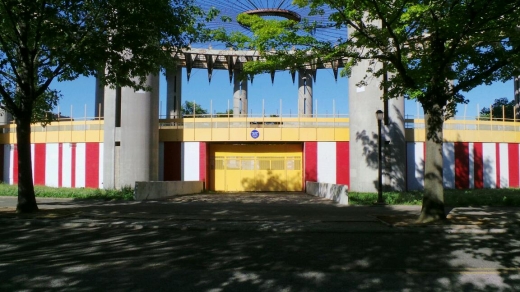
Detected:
left=348, top=62, right=406, bottom=192
left=102, top=85, right=118, bottom=189
left=0, top=108, right=12, bottom=125
left=233, top=69, right=248, bottom=117
left=166, top=66, right=182, bottom=119
left=298, top=70, right=313, bottom=116
left=94, top=77, right=104, bottom=119
left=119, top=73, right=160, bottom=187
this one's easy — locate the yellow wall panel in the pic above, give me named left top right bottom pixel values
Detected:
left=210, top=143, right=303, bottom=192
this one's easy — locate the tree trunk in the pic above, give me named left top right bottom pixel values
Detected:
left=16, top=116, right=38, bottom=213
left=418, top=107, right=446, bottom=223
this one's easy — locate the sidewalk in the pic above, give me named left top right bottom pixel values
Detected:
left=0, top=193, right=519, bottom=234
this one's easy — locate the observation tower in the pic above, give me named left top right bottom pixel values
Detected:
left=95, top=0, right=406, bottom=192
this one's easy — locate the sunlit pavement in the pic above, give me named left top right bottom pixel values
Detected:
left=1, top=193, right=520, bottom=291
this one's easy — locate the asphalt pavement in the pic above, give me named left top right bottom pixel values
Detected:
left=1, top=193, right=519, bottom=234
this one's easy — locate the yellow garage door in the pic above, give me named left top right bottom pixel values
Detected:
left=210, top=144, right=302, bottom=192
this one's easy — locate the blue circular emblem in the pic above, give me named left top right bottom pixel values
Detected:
left=251, top=129, right=260, bottom=139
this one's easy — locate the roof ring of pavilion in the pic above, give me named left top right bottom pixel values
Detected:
left=238, top=8, right=302, bottom=29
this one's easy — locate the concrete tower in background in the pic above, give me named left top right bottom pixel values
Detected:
left=298, top=70, right=313, bottom=116
left=99, top=74, right=159, bottom=189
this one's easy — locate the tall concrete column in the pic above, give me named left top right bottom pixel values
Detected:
left=119, top=73, right=160, bottom=187
left=298, top=70, right=313, bottom=116
left=233, top=69, right=248, bottom=117
left=94, top=77, right=104, bottom=119
left=349, top=63, right=406, bottom=192
left=102, top=84, right=118, bottom=189
left=166, top=66, right=182, bottom=118
left=0, top=108, right=12, bottom=125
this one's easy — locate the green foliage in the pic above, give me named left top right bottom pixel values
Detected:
left=349, top=189, right=520, bottom=207
left=0, top=184, right=134, bottom=200
left=479, top=97, right=517, bottom=120
left=182, top=101, right=208, bottom=116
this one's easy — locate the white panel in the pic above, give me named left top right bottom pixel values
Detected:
left=158, top=142, right=164, bottom=181
left=406, top=142, right=424, bottom=190
left=499, top=143, right=509, bottom=188
left=443, top=142, right=455, bottom=189
left=4, top=145, right=11, bottom=184
left=75, top=143, right=86, bottom=187
left=183, top=142, right=200, bottom=181
left=31, top=144, right=35, bottom=181
left=45, top=144, right=59, bottom=187
left=483, top=143, right=497, bottom=188
left=317, top=142, right=336, bottom=184
left=62, top=143, right=72, bottom=187
left=98, top=143, right=104, bottom=189
left=469, top=143, right=474, bottom=189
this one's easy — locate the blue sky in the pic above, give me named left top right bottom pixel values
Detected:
left=51, top=68, right=514, bottom=120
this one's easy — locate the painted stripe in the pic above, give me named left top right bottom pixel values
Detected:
left=45, top=144, right=59, bottom=187
left=33, top=144, right=46, bottom=185
left=499, top=143, right=509, bottom=188
left=304, top=142, right=317, bottom=182
left=455, top=142, right=469, bottom=189
left=496, top=143, right=501, bottom=188
left=406, top=142, right=424, bottom=191
left=469, top=143, right=474, bottom=189
left=443, top=142, right=455, bottom=189
left=163, top=142, right=181, bottom=181
left=483, top=143, right=497, bottom=188
left=183, top=142, right=200, bottom=181
left=12, top=145, right=17, bottom=184
left=336, top=142, right=349, bottom=186
left=158, top=142, right=164, bottom=181
left=62, top=143, right=72, bottom=187
left=508, top=143, right=519, bottom=188
left=58, top=143, right=63, bottom=187
left=75, top=143, right=86, bottom=187
left=317, top=142, right=336, bottom=184
left=473, top=142, right=484, bottom=189
left=98, top=143, right=104, bottom=189
left=71, top=143, right=76, bottom=188
left=3, top=145, right=11, bottom=184
left=85, top=143, right=99, bottom=188
left=199, top=142, right=207, bottom=185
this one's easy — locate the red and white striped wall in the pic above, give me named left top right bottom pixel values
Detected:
left=304, top=142, right=349, bottom=186
left=3, top=143, right=104, bottom=189
left=160, top=141, right=207, bottom=184
left=407, top=142, right=520, bottom=190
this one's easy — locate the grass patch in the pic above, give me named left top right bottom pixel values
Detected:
left=0, top=184, right=134, bottom=201
left=349, top=188, right=520, bottom=206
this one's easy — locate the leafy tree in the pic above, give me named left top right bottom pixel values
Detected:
left=218, top=0, right=520, bottom=222
left=182, top=101, right=208, bottom=116
left=480, top=98, right=517, bottom=120
left=0, top=0, right=213, bottom=212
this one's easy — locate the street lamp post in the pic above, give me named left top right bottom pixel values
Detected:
left=376, top=110, right=384, bottom=204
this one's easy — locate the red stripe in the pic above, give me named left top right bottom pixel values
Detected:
left=13, top=145, right=18, bottom=184
left=455, top=142, right=469, bottom=189
left=336, top=142, right=349, bottom=186
left=163, top=142, right=181, bottom=181
left=496, top=143, right=501, bottom=188
left=71, top=143, right=76, bottom=188
left=199, top=142, right=207, bottom=186
left=509, top=144, right=519, bottom=188
left=474, top=143, right=484, bottom=189
left=33, top=144, right=46, bottom=186
left=58, top=144, right=63, bottom=187
left=85, top=143, right=99, bottom=188
left=305, top=142, right=317, bottom=182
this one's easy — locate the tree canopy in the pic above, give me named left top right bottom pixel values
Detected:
left=182, top=101, right=208, bottom=116
left=0, top=0, right=214, bottom=212
left=480, top=98, right=517, bottom=121
left=217, top=0, right=520, bottom=222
